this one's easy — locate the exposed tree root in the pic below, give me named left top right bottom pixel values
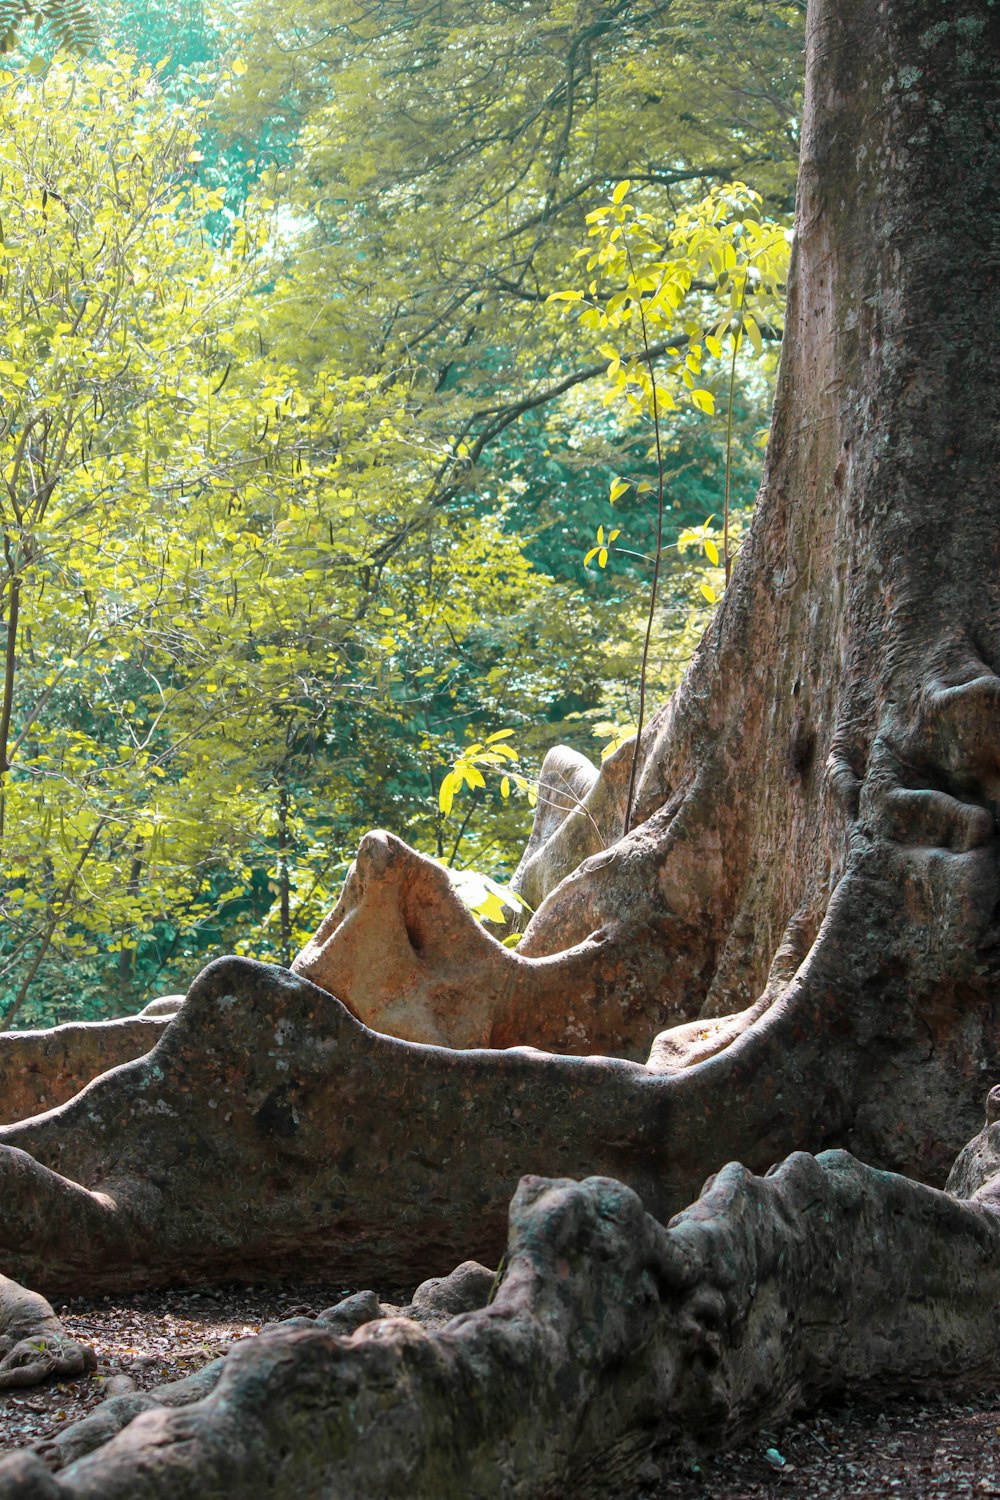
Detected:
left=0, top=1016, right=171, bottom=1128
left=0, top=1275, right=95, bottom=1392
left=0, top=714, right=996, bottom=1295
left=13, top=1262, right=494, bottom=1474
left=291, top=824, right=717, bottom=1056
left=5, top=1141, right=1000, bottom=1498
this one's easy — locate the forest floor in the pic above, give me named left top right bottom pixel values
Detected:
left=1, top=1283, right=999, bottom=1497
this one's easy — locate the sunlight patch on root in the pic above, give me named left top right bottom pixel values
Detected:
left=292, top=829, right=518, bottom=1048
left=291, top=828, right=718, bottom=1056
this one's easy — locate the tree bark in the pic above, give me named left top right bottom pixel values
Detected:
left=0, top=1014, right=170, bottom=1127
left=8, top=1137, right=1000, bottom=1498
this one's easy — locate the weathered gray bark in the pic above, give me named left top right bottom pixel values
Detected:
left=0, top=0, right=998, bottom=1491
left=0, top=952, right=807, bottom=1291
left=7, top=1133, right=1000, bottom=1498
left=0, top=1014, right=170, bottom=1127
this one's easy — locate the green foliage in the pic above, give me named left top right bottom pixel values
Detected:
left=552, top=179, right=789, bottom=577
left=548, top=179, right=787, bottom=828
left=0, top=2, right=800, bottom=1025
left=438, top=731, right=534, bottom=818
left=0, top=52, right=442, bottom=1021
left=214, top=0, right=800, bottom=488
left=0, top=0, right=95, bottom=53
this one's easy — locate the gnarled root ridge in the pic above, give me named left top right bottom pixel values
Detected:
left=0, top=1015, right=171, bottom=1128
left=291, top=825, right=717, bottom=1058
left=0, top=1274, right=95, bottom=1391
left=1, top=860, right=997, bottom=1300
left=5, top=1146, right=1000, bottom=1498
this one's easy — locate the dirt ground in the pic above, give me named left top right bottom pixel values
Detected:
left=2, top=1284, right=999, bottom=1496
left=649, top=1393, right=1000, bottom=1498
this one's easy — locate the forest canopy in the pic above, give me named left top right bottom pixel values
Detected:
left=0, top=0, right=802, bottom=1024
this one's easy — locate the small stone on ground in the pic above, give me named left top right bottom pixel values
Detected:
left=648, top=1391, right=1000, bottom=1498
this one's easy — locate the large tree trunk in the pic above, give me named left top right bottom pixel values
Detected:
left=294, top=0, right=1000, bottom=1181
left=0, top=0, right=998, bottom=1491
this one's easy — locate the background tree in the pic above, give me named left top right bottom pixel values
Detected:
left=0, top=52, right=440, bottom=1020
left=219, top=0, right=803, bottom=677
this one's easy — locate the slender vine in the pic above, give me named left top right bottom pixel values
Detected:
left=622, top=243, right=666, bottom=839
left=722, top=281, right=748, bottom=587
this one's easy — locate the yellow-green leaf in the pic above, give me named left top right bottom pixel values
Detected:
left=439, top=771, right=457, bottom=816
left=691, top=389, right=716, bottom=415
left=477, top=891, right=508, bottom=924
